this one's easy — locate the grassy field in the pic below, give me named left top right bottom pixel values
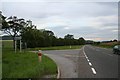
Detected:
left=27, top=45, right=83, bottom=51
left=2, top=40, right=57, bottom=78
left=93, top=42, right=119, bottom=48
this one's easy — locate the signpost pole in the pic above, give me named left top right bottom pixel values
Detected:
left=14, top=36, right=22, bottom=53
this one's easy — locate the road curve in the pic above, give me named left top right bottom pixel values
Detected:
left=43, top=50, right=79, bottom=78
left=42, top=45, right=118, bottom=78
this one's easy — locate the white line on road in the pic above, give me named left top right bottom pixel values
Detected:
left=91, top=68, right=97, bottom=75
left=83, top=46, right=97, bottom=75
left=87, top=59, right=90, bottom=62
left=89, top=62, right=92, bottom=66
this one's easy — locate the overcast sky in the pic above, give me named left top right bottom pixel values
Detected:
left=1, top=0, right=119, bottom=41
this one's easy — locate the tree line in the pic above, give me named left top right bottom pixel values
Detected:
left=22, top=30, right=86, bottom=48
left=1, top=12, right=85, bottom=48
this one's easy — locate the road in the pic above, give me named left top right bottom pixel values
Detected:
left=42, top=45, right=118, bottom=78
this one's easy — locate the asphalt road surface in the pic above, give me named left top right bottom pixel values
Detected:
left=42, top=45, right=118, bottom=78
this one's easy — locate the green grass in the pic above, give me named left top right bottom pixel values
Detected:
left=27, top=45, right=83, bottom=51
left=2, top=40, right=13, bottom=50
left=2, top=40, right=57, bottom=78
left=2, top=40, right=83, bottom=78
left=2, top=52, right=57, bottom=78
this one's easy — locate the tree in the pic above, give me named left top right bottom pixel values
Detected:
left=64, top=34, right=74, bottom=39
left=113, top=39, right=117, bottom=42
left=1, top=12, right=36, bottom=49
left=2, top=15, right=26, bottom=49
left=56, top=38, right=65, bottom=46
left=21, top=29, right=56, bottom=48
left=64, top=34, right=74, bottom=45
left=42, top=30, right=55, bottom=47
left=78, top=37, right=86, bottom=45
left=21, top=28, right=45, bottom=48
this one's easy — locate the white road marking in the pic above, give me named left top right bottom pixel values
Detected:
left=89, top=62, right=92, bottom=66
left=86, top=57, right=88, bottom=59
left=91, top=68, right=97, bottom=75
left=87, top=59, right=90, bottom=62
left=83, top=46, right=97, bottom=75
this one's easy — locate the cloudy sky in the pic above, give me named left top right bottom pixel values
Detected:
left=1, top=0, right=119, bottom=41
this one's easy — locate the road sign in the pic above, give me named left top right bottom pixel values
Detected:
left=14, top=36, right=22, bottom=53
left=14, top=36, right=22, bottom=40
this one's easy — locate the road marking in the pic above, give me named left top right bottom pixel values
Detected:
left=87, top=59, right=90, bottom=62
left=86, top=56, right=88, bottom=59
left=89, top=62, right=92, bottom=66
left=83, top=46, right=97, bottom=75
left=91, top=68, right=97, bottom=75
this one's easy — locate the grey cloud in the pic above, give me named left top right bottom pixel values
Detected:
left=47, top=25, right=117, bottom=40
left=2, top=2, right=117, bottom=19
left=103, top=23, right=118, bottom=27
left=2, top=2, right=118, bottom=41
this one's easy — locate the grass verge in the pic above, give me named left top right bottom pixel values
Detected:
left=2, top=40, right=57, bottom=78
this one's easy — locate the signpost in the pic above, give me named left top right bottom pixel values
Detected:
left=14, top=36, right=22, bottom=53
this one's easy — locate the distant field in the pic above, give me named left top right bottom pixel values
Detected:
left=94, top=42, right=118, bottom=48
left=2, top=40, right=57, bottom=78
left=2, top=40, right=13, bottom=51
